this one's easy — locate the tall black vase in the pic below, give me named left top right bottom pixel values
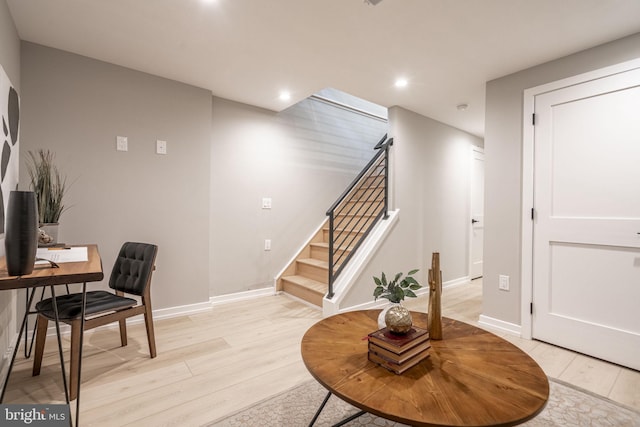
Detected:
left=5, top=191, right=39, bottom=276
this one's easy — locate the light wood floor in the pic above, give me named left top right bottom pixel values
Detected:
left=4, top=280, right=640, bottom=426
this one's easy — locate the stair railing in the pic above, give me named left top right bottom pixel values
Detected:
left=326, top=134, right=393, bottom=298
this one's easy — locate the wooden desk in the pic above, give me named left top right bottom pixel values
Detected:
left=0, top=245, right=103, bottom=291
left=301, top=310, right=549, bottom=427
left=0, top=244, right=104, bottom=426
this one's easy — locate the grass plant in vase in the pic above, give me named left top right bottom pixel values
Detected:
left=26, top=149, right=67, bottom=245
left=373, top=269, right=421, bottom=334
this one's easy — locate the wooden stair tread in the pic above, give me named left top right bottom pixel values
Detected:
left=310, top=242, right=354, bottom=251
left=281, top=275, right=327, bottom=293
left=353, top=183, right=383, bottom=190
left=296, top=258, right=328, bottom=269
left=349, top=195, right=384, bottom=202
left=335, top=212, right=378, bottom=218
left=322, top=226, right=365, bottom=234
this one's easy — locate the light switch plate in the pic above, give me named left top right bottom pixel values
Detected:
left=116, top=136, right=128, bottom=152
left=499, top=275, right=510, bottom=291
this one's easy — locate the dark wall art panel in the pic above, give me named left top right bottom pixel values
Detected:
left=0, top=65, right=20, bottom=238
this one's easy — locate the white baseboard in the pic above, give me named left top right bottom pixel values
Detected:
left=443, top=276, right=471, bottom=289
left=336, top=298, right=386, bottom=313
left=210, top=287, right=276, bottom=306
left=153, top=301, right=212, bottom=320
left=331, top=275, right=469, bottom=314
left=478, top=314, right=522, bottom=337
left=29, top=288, right=280, bottom=339
left=0, top=300, right=215, bottom=373
left=36, top=300, right=213, bottom=338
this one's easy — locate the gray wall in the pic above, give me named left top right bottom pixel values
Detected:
left=210, top=96, right=387, bottom=296
left=19, top=42, right=212, bottom=309
left=19, top=41, right=388, bottom=306
left=483, top=32, right=640, bottom=325
left=0, top=0, right=18, bottom=88
left=0, top=0, right=19, bottom=371
left=342, top=106, right=483, bottom=307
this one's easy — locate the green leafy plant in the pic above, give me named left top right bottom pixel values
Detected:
left=373, top=269, right=422, bottom=303
left=26, top=149, right=67, bottom=224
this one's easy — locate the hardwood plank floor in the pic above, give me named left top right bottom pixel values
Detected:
left=4, top=279, right=639, bottom=426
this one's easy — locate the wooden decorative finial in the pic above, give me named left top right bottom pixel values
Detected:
left=428, top=252, right=443, bottom=340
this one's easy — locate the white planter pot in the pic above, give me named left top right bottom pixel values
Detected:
left=39, top=222, right=59, bottom=245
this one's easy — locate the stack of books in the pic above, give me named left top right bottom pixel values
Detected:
left=367, top=326, right=431, bottom=374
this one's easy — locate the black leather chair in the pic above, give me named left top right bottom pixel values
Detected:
left=32, top=242, right=158, bottom=400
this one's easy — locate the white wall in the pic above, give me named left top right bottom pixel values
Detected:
left=210, top=96, right=387, bottom=296
left=19, top=42, right=212, bottom=310
left=483, top=32, right=640, bottom=325
left=341, top=106, right=483, bottom=307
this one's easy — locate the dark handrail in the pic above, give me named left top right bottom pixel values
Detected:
left=326, top=135, right=393, bottom=298
left=326, top=134, right=392, bottom=215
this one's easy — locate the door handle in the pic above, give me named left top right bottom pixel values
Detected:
left=471, top=219, right=479, bottom=224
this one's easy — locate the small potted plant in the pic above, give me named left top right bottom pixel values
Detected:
left=373, top=269, right=421, bottom=333
left=25, top=149, right=67, bottom=245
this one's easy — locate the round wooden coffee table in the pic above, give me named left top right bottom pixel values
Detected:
left=301, top=310, right=549, bottom=427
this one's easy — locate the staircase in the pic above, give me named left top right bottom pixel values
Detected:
left=276, top=224, right=338, bottom=307
left=277, top=135, right=392, bottom=307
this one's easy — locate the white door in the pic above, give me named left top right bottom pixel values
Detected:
left=470, top=147, right=484, bottom=279
left=532, top=66, right=640, bottom=370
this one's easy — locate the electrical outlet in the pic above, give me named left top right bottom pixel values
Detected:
left=262, top=198, right=272, bottom=209
left=499, top=275, right=510, bottom=291
left=156, top=139, right=167, bottom=155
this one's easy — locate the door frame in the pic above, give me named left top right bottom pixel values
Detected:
left=520, top=57, right=640, bottom=340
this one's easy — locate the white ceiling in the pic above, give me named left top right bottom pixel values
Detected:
left=7, top=0, right=640, bottom=137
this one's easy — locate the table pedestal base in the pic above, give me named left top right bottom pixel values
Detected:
left=308, top=390, right=366, bottom=427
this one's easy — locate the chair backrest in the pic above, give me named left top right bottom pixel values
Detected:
left=109, top=242, right=158, bottom=296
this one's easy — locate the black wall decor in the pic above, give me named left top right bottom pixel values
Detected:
left=0, top=65, right=20, bottom=240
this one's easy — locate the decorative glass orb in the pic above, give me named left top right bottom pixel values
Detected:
left=385, top=305, right=413, bottom=334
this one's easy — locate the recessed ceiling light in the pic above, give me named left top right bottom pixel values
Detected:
left=394, top=78, right=408, bottom=88
left=279, top=91, right=291, bottom=101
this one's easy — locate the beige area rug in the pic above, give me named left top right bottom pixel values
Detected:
left=206, top=378, right=640, bottom=427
